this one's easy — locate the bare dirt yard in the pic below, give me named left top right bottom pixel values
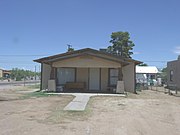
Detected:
left=0, top=86, right=180, bottom=135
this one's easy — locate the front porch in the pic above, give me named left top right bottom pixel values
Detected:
left=51, top=67, right=121, bottom=93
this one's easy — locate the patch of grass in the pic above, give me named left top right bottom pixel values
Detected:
left=14, top=84, right=40, bottom=91
left=27, top=84, right=40, bottom=89
left=47, top=108, right=92, bottom=124
left=46, top=98, right=93, bottom=124
left=20, top=91, right=55, bottom=99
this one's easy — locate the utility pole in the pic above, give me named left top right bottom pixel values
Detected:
left=35, top=65, right=36, bottom=80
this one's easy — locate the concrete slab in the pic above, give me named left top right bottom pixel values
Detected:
left=63, top=95, right=91, bottom=111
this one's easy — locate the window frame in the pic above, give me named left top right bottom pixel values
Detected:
left=109, top=68, right=119, bottom=86
left=56, top=67, right=76, bottom=85
left=170, top=70, right=173, bottom=82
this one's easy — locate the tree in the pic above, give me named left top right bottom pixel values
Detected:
left=138, top=63, right=148, bottom=66
left=160, top=67, right=167, bottom=84
left=11, top=68, right=40, bottom=81
left=107, top=31, right=135, bottom=58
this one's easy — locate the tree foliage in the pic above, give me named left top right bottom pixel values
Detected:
left=11, top=68, right=40, bottom=81
left=138, top=63, right=148, bottom=66
left=160, top=67, right=167, bottom=83
left=107, top=31, right=135, bottom=58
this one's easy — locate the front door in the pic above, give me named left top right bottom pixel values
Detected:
left=89, top=68, right=100, bottom=91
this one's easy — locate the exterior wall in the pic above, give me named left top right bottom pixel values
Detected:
left=167, top=59, right=180, bottom=89
left=101, top=68, right=108, bottom=91
left=42, top=63, right=51, bottom=90
left=76, top=68, right=89, bottom=89
left=52, top=56, right=121, bottom=68
left=123, top=63, right=135, bottom=93
left=0, top=69, right=3, bottom=78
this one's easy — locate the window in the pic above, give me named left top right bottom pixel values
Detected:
left=170, top=70, right=173, bottom=81
left=57, top=68, right=75, bottom=85
left=109, top=68, right=119, bottom=86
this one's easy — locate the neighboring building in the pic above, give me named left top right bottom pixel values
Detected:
left=0, top=68, right=3, bottom=78
left=167, top=56, right=180, bottom=90
left=136, top=66, right=159, bottom=85
left=34, top=48, right=141, bottom=93
left=2, top=70, right=11, bottom=78
left=0, top=68, right=11, bottom=78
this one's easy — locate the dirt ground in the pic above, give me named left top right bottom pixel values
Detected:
left=0, top=87, right=180, bottom=135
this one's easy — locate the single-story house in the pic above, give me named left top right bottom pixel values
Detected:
left=2, top=70, right=11, bottom=78
left=34, top=48, right=141, bottom=93
left=167, top=56, right=180, bottom=90
left=0, top=68, right=11, bottom=78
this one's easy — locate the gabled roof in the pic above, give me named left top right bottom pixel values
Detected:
left=34, top=48, right=141, bottom=66
left=136, top=66, right=159, bottom=74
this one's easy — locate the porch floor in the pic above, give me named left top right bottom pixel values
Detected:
left=56, top=89, right=116, bottom=94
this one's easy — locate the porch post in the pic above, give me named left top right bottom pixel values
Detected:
left=50, top=66, right=56, bottom=79
left=48, top=66, right=57, bottom=92
left=118, top=67, right=123, bottom=81
left=116, top=67, right=125, bottom=93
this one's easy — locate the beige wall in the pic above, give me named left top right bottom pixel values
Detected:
left=123, top=63, right=135, bottom=93
left=42, top=63, right=51, bottom=90
left=0, top=69, right=3, bottom=78
left=101, top=68, right=108, bottom=91
left=52, top=56, right=121, bottom=68
left=76, top=68, right=89, bottom=89
left=167, top=60, right=180, bottom=89
left=76, top=68, right=109, bottom=91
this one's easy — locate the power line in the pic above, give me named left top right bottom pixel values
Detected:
left=0, top=54, right=49, bottom=57
left=142, top=61, right=167, bottom=63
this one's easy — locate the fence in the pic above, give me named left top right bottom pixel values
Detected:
left=136, top=83, right=180, bottom=96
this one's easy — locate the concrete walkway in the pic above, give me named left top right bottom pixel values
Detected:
left=64, top=94, right=91, bottom=111
left=47, top=93, right=126, bottom=111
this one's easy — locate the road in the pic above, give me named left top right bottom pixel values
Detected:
left=0, top=80, right=40, bottom=89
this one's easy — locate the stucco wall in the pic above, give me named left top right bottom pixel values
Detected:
left=123, top=63, right=135, bottom=93
left=76, top=68, right=109, bottom=91
left=167, top=60, right=180, bottom=89
left=52, top=56, right=121, bottom=68
left=76, top=68, right=89, bottom=89
left=42, top=63, right=51, bottom=90
left=101, top=68, right=108, bottom=91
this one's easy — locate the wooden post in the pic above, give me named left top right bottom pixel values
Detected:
left=118, top=67, right=123, bottom=81
left=50, top=67, right=55, bottom=79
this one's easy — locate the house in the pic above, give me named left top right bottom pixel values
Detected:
left=0, top=68, right=11, bottom=79
left=34, top=48, right=141, bottom=93
left=136, top=66, right=159, bottom=85
left=167, top=56, right=180, bottom=90
left=2, top=70, right=11, bottom=78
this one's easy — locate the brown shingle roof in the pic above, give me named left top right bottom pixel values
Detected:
left=34, top=48, right=141, bottom=65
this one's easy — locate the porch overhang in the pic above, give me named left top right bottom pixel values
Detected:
left=34, top=48, right=141, bottom=67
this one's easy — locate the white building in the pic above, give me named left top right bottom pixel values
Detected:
left=136, top=66, right=160, bottom=85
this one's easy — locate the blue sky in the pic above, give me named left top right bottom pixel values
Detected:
left=0, top=0, right=180, bottom=71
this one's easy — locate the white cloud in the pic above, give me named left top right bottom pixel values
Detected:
left=173, top=46, right=180, bottom=54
